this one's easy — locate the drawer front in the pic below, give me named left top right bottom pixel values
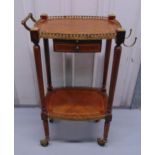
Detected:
left=53, top=39, right=102, bottom=53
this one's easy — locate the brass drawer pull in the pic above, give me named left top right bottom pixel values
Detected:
left=75, top=45, right=80, bottom=51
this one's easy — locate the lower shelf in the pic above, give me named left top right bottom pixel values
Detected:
left=44, top=88, right=108, bottom=120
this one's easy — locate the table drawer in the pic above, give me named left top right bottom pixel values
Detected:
left=53, top=39, right=102, bottom=53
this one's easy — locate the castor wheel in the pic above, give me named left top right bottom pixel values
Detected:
left=49, top=119, right=54, bottom=123
left=40, top=139, right=49, bottom=147
left=97, top=138, right=107, bottom=146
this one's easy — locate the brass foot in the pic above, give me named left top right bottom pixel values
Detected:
left=97, top=138, right=107, bottom=146
left=40, top=139, right=49, bottom=147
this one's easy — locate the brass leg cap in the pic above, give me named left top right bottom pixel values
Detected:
left=40, top=139, right=49, bottom=147
left=97, top=138, right=107, bottom=146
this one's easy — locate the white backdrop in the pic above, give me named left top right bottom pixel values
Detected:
left=14, top=0, right=141, bottom=107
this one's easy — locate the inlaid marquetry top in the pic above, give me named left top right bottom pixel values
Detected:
left=34, top=15, right=122, bottom=40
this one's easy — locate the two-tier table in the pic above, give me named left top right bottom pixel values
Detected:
left=22, top=13, right=126, bottom=146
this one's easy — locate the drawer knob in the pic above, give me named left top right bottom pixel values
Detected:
left=75, top=45, right=80, bottom=51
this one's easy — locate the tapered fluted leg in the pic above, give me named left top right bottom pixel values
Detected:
left=30, top=27, right=50, bottom=147
left=97, top=28, right=126, bottom=146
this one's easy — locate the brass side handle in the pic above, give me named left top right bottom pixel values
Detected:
left=21, top=13, right=36, bottom=31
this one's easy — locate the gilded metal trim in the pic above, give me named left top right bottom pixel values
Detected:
left=34, top=16, right=121, bottom=40
left=39, top=32, right=116, bottom=40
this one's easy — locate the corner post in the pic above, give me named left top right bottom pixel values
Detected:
left=97, top=28, right=125, bottom=147
left=102, top=15, right=115, bottom=92
left=102, top=39, right=112, bottom=91
left=41, top=14, right=53, bottom=92
left=30, top=27, right=49, bottom=146
left=30, top=27, right=45, bottom=105
left=107, top=28, right=126, bottom=113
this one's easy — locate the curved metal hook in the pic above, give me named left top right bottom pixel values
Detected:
left=21, top=13, right=36, bottom=31
left=125, top=29, right=132, bottom=39
left=123, top=37, right=137, bottom=47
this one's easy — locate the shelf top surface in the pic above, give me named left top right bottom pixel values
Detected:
left=34, top=16, right=122, bottom=40
left=45, top=88, right=108, bottom=120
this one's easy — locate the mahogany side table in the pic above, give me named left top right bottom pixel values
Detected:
left=22, top=13, right=128, bottom=147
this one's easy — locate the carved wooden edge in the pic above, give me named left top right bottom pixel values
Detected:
left=33, top=14, right=121, bottom=40
left=107, top=28, right=126, bottom=114
left=47, top=113, right=111, bottom=121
